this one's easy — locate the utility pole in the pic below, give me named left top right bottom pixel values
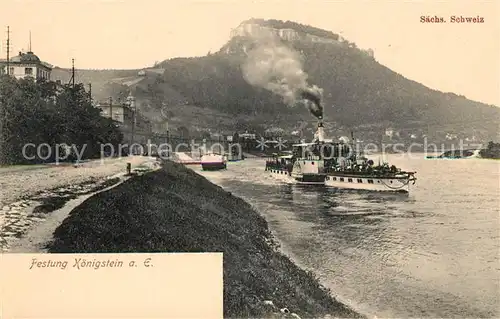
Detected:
left=70, top=59, right=75, bottom=88
left=6, top=26, right=11, bottom=75
left=88, top=83, right=92, bottom=103
left=130, top=95, right=137, bottom=147
left=1, top=27, right=11, bottom=163
left=108, top=96, right=113, bottom=121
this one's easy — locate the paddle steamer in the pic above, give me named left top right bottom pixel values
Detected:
left=264, top=119, right=417, bottom=192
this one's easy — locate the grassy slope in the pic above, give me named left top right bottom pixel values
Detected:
left=47, top=161, right=361, bottom=318
left=51, top=67, right=141, bottom=102
left=50, top=67, right=242, bottom=132
left=51, top=67, right=139, bottom=84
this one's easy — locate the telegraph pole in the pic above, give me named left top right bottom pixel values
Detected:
left=88, top=83, right=92, bottom=103
left=70, top=58, right=75, bottom=88
left=0, top=27, right=11, bottom=163
left=6, top=26, right=11, bottom=75
left=108, top=96, right=113, bottom=121
left=130, top=95, right=137, bottom=147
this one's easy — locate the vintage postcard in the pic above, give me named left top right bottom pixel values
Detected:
left=0, top=0, right=498, bottom=318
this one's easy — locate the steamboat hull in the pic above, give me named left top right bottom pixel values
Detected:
left=266, top=167, right=326, bottom=185
left=292, top=173, right=327, bottom=185
left=325, top=174, right=413, bottom=193
left=201, top=162, right=227, bottom=171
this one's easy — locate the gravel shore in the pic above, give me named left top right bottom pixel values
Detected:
left=0, top=156, right=157, bottom=251
left=0, top=156, right=151, bottom=207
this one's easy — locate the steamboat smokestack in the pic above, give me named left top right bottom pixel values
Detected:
left=316, top=116, right=325, bottom=143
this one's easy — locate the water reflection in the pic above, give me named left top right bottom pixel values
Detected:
left=199, top=158, right=500, bottom=318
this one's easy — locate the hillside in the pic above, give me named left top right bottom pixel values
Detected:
left=52, top=19, right=500, bottom=139
left=159, top=19, right=499, bottom=134
left=51, top=67, right=141, bottom=102
left=50, top=66, right=248, bottom=134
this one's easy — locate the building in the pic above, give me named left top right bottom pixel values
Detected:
left=97, top=100, right=152, bottom=131
left=239, top=132, right=257, bottom=140
left=229, top=21, right=341, bottom=45
left=97, top=101, right=130, bottom=123
left=96, top=93, right=152, bottom=144
left=0, top=51, right=52, bottom=81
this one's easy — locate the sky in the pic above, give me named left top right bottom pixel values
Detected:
left=1, top=0, right=499, bottom=106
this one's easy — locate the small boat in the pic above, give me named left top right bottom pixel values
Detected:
left=225, top=151, right=244, bottom=162
left=425, top=149, right=479, bottom=159
left=265, top=153, right=295, bottom=182
left=200, top=153, right=227, bottom=171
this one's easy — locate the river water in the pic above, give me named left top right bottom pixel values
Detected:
left=197, top=154, right=500, bottom=318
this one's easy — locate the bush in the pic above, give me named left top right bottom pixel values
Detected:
left=0, top=75, right=123, bottom=164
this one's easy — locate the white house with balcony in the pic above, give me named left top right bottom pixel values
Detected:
left=0, top=50, right=52, bottom=81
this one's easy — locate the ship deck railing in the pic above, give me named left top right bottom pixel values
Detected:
left=324, top=168, right=416, bottom=178
left=265, top=162, right=292, bottom=171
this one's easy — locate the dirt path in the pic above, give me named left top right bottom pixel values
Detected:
left=7, top=176, right=131, bottom=253
left=0, top=156, right=152, bottom=207
left=0, top=156, right=158, bottom=252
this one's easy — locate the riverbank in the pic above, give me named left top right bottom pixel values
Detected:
left=47, top=160, right=362, bottom=318
left=0, top=176, right=122, bottom=251
left=0, top=156, right=153, bottom=207
left=0, top=156, right=159, bottom=252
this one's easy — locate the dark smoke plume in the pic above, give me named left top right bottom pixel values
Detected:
left=241, top=28, right=326, bottom=119
left=299, top=88, right=324, bottom=119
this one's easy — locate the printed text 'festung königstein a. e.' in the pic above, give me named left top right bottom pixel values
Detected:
left=28, top=257, right=153, bottom=270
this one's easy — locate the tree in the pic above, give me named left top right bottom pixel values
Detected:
left=264, top=127, right=285, bottom=138
left=232, top=132, right=240, bottom=143
left=0, top=76, right=123, bottom=165
left=201, top=131, right=211, bottom=140
left=177, top=126, right=190, bottom=139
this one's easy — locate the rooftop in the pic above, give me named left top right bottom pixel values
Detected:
left=0, top=51, right=53, bottom=68
left=21, top=51, right=40, bottom=62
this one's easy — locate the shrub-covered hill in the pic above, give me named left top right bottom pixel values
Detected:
left=161, top=36, right=498, bottom=133
left=52, top=19, right=500, bottom=136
